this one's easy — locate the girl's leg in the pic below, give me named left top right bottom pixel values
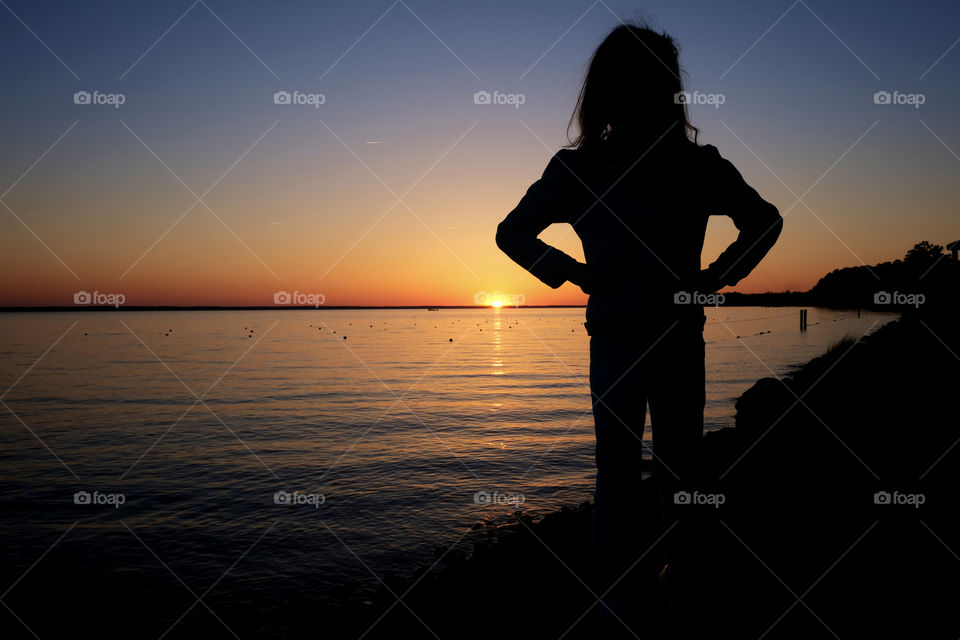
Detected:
left=590, top=334, right=651, bottom=621
left=648, top=329, right=706, bottom=628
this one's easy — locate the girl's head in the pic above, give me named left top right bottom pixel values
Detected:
left=568, top=23, right=698, bottom=150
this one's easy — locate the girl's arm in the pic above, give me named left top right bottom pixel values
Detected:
left=700, top=145, right=783, bottom=289
left=496, top=152, right=589, bottom=290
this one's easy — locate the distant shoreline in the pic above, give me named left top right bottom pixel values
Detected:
left=0, top=297, right=866, bottom=312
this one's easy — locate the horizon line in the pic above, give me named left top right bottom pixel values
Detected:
left=0, top=304, right=588, bottom=312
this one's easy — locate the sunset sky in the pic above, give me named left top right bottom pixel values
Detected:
left=1, top=0, right=958, bottom=306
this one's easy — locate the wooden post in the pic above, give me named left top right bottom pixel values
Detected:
left=800, top=308, right=807, bottom=331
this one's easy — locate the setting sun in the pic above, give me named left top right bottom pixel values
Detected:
left=491, top=299, right=505, bottom=308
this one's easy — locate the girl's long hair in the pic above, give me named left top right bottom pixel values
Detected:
left=567, top=22, right=699, bottom=151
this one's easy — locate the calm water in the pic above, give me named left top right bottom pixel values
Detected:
left=0, top=307, right=894, bottom=609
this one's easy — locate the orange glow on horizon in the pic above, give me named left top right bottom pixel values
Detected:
left=0, top=138, right=950, bottom=307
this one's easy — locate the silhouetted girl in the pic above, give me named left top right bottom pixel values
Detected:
left=497, top=22, right=782, bottom=638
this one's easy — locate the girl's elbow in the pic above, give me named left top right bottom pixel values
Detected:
left=770, top=211, right=784, bottom=241
left=495, top=222, right=513, bottom=252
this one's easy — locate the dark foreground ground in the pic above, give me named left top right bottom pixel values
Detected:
left=5, top=305, right=959, bottom=639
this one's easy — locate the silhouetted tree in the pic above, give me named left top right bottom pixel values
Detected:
left=803, top=240, right=958, bottom=310
left=904, top=241, right=943, bottom=265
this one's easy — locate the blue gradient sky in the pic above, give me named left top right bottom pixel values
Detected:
left=1, top=0, right=958, bottom=305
